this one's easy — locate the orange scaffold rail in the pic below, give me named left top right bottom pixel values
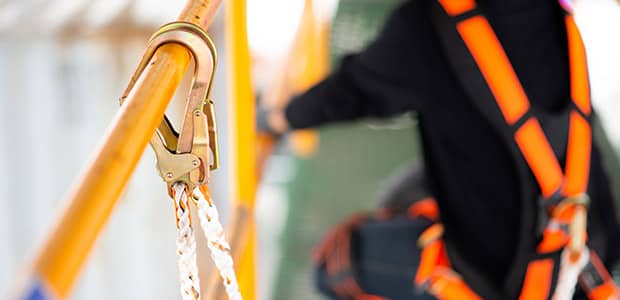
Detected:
left=224, top=0, right=258, bottom=298
left=8, top=1, right=222, bottom=299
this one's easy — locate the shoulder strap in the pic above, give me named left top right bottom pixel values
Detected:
left=428, top=3, right=535, bottom=298
left=431, top=0, right=592, bottom=201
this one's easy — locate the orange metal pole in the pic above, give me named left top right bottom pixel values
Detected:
left=9, top=1, right=221, bottom=298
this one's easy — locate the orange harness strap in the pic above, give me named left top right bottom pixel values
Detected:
left=581, top=251, right=620, bottom=300
left=517, top=259, right=556, bottom=300
left=419, top=1, right=619, bottom=300
left=455, top=12, right=590, bottom=200
left=414, top=224, right=481, bottom=300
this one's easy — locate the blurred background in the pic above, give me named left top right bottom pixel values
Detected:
left=0, top=0, right=619, bottom=299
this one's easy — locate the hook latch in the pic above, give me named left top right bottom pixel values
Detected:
left=120, top=21, right=219, bottom=192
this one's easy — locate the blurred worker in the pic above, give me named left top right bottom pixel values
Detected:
left=262, top=0, right=620, bottom=299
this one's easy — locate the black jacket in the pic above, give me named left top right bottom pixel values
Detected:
left=284, top=0, right=620, bottom=289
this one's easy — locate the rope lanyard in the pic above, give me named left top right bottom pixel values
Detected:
left=193, top=185, right=242, bottom=300
left=172, top=183, right=242, bottom=300
left=172, top=184, right=202, bottom=300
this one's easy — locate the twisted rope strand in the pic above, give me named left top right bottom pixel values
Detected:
left=173, top=183, right=202, bottom=300
left=552, top=248, right=589, bottom=300
left=193, top=186, right=242, bottom=300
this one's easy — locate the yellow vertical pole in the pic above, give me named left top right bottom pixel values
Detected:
left=293, top=0, right=330, bottom=91
left=225, top=0, right=257, bottom=299
left=283, top=0, right=330, bottom=157
left=208, top=1, right=330, bottom=298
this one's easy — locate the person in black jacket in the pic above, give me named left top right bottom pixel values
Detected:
left=263, top=0, right=620, bottom=298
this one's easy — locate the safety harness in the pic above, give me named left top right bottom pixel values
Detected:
left=413, top=0, right=620, bottom=299
left=314, top=0, right=619, bottom=299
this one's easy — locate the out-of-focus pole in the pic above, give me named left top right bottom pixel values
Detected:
left=294, top=0, right=331, bottom=90
left=286, top=0, right=330, bottom=157
left=206, top=0, right=330, bottom=298
left=224, top=0, right=258, bottom=299
left=261, top=0, right=330, bottom=158
left=9, top=1, right=222, bottom=298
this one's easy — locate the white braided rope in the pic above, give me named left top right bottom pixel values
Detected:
left=173, top=183, right=202, bottom=300
left=193, top=187, right=243, bottom=300
left=552, top=247, right=589, bottom=300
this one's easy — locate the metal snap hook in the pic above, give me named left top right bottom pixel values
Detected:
left=120, top=21, right=219, bottom=192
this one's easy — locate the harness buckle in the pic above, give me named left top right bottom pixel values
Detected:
left=565, top=193, right=589, bottom=260
left=545, top=193, right=589, bottom=259
left=536, top=190, right=563, bottom=237
left=120, top=22, right=219, bottom=193
left=417, top=224, right=444, bottom=248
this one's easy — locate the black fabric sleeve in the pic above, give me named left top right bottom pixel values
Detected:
left=285, top=0, right=436, bottom=129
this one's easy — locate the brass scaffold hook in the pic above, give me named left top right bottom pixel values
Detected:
left=120, top=22, right=220, bottom=193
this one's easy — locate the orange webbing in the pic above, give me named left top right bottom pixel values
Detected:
left=456, top=15, right=530, bottom=124
left=408, top=197, right=440, bottom=221
left=415, top=226, right=481, bottom=300
left=563, top=112, right=592, bottom=196
left=538, top=200, right=590, bottom=254
left=438, top=0, right=476, bottom=16
left=415, top=238, right=444, bottom=285
left=426, top=3, right=596, bottom=299
left=450, top=7, right=592, bottom=200
left=588, top=282, right=620, bottom=300
left=514, top=118, right=564, bottom=197
left=418, top=224, right=445, bottom=249
left=537, top=230, right=570, bottom=253
left=433, top=277, right=481, bottom=300
left=418, top=251, right=481, bottom=299
left=518, top=258, right=554, bottom=300
left=566, top=15, right=591, bottom=116
left=585, top=252, right=620, bottom=300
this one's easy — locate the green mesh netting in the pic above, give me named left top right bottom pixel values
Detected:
left=271, top=1, right=417, bottom=299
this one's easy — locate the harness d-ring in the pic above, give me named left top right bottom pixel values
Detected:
left=120, top=21, right=219, bottom=193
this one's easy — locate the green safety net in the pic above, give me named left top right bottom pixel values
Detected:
left=271, top=0, right=417, bottom=299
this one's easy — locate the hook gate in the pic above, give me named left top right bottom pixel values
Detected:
left=120, top=21, right=220, bottom=192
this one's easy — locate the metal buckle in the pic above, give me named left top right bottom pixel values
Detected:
left=417, top=224, right=444, bottom=248
left=120, top=22, right=219, bottom=192
left=536, top=189, right=565, bottom=237
left=550, top=193, right=589, bottom=260
left=566, top=193, right=589, bottom=260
